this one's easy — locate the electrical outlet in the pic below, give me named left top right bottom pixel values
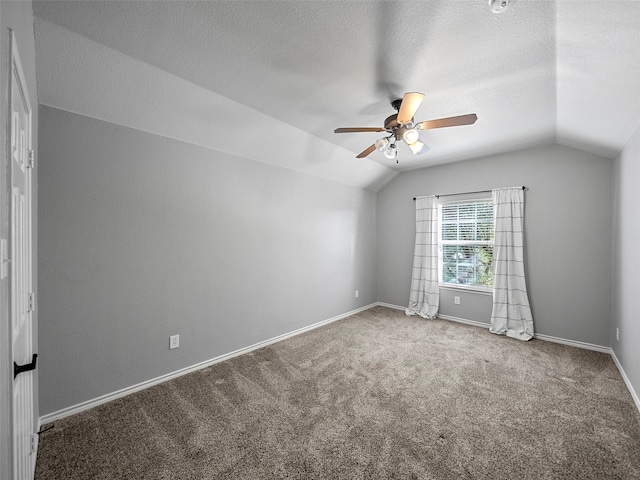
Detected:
left=454, top=296, right=461, bottom=305
left=616, top=328, right=619, bottom=341
left=355, top=290, right=359, bottom=298
left=169, top=335, right=179, bottom=349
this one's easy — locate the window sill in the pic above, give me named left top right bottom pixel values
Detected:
left=439, top=284, right=493, bottom=296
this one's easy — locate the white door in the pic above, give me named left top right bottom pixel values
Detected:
left=9, top=31, right=36, bottom=480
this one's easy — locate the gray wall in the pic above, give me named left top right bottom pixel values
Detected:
left=38, top=106, right=377, bottom=416
left=612, top=123, right=640, bottom=404
left=377, top=144, right=612, bottom=347
left=0, top=2, right=38, bottom=478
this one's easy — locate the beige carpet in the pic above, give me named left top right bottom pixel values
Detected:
left=35, top=306, right=640, bottom=479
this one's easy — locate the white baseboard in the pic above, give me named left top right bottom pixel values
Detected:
left=41, top=303, right=638, bottom=424
left=376, top=303, right=491, bottom=329
left=435, top=313, right=491, bottom=330
left=611, top=350, right=640, bottom=414
left=533, top=333, right=611, bottom=354
left=375, top=302, right=406, bottom=311
left=40, top=303, right=377, bottom=425
left=376, top=303, right=612, bottom=353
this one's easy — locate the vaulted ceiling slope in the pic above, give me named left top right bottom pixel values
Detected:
left=33, top=1, right=640, bottom=191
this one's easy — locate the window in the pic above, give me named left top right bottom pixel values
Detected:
left=438, top=200, right=494, bottom=289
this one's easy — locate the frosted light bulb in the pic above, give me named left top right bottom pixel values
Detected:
left=408, top=141, right=429, bottom=155
left=402, top=128, right=420, bottom=145
left=375, top=137, right=389, bottom=151
left=382, top=144, right=397, bottom=160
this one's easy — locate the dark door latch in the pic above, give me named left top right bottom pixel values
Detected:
left=14, top=354, right=37, bottom=379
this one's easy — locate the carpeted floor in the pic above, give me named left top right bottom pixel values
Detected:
left=35, top=306, right=640, bottom=479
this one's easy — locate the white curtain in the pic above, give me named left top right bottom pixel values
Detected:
left=406, top=196, right=439, bottom=319
left=490, top=187, right=534, bottom=341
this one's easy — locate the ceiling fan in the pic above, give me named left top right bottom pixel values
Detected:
left=334, top=92, right=477, bottom=162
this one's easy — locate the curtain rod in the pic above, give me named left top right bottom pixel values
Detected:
left=413, top=186, right=525, bottom=201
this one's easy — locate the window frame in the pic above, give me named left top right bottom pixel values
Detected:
left=437, top=197, right=494, bottom=293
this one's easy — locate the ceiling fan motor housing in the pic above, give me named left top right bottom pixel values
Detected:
left=387, top=98, right=416, bottom=135
left=384, top=114, right=399, bottom=131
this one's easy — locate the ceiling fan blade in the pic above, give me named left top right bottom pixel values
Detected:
left=334, top=127, right=385, bottom=133
left=396, top=92, right=425, bottom=125
left=356, top=144, right=377, bottom=158
left=416, top=113, right=478, bottom=130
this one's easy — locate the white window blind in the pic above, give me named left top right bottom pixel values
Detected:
left=438, top=200, right=494, bottom=288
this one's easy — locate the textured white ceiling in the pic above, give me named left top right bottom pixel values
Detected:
left=33, top=1, right=640, bottom=190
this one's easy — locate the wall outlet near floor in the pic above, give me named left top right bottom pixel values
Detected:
left=616, top=328, right=619, bottom=341
left=355, top=290, right=359, bottom=298
left=169, top=334, right=180, bottom=349
left=454, top=296, right=461, bottom=305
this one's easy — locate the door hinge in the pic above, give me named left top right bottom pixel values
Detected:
left=27, top=149, right=35, bottom=168
left=31, top=433, right=38, bottom=454
left=28, top=292, right=35, bottom=312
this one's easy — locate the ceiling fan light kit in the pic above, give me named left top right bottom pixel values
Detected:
left=402, top=128, right=420, bottom=145
left=375, top=137, right=390, bottom=151
left=382, top=143, right=397, bottom=160
left=334, top=91, right=478, bottom=163
left=408, top=140, right=429, bottom=155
